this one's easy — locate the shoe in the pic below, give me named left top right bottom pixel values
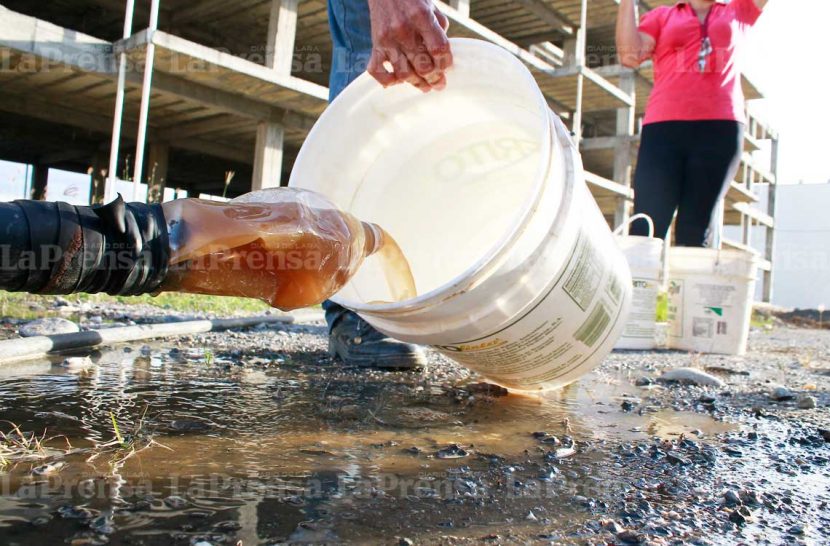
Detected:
left=328, top=311, right=426, bottom=370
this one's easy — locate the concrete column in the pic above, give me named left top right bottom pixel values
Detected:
left=449, top=0, right=470, bottom=17
left=31, top=164, right=48, bottom=201
left=763, top=137, right=780, bottom=303
left=145, top=141, right=170, bottom=203
left=252, top=121, right=284, bottom=190
left=266, top=0, right=298, bottom=76
left=613, top=71, right=636, bottom=231
left=89, top=151, right=107, bottom=205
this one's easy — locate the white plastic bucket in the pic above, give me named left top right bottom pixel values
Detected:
left=614, top=214, right=664, bottom=350
left=666, top=247, right=758, bottom=355
left=289, top=38, right=632, bottom=391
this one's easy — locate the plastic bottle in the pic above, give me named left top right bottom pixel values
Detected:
left=0, top=188, right=415, bottom=310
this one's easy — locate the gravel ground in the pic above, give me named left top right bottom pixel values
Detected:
left=0, top=298, right=828, bottom=545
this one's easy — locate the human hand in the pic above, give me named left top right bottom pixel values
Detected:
left=367, top=0, right=453, bottom=91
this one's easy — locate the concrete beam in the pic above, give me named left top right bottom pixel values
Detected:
left=31, top=164, right=48, bottom=200
left=513, top=0, right=574, bottom=35
left=146, top=141, right=169, bottom=203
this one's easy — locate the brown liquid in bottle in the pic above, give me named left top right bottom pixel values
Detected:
left=160, top=197, right=416, bottom=310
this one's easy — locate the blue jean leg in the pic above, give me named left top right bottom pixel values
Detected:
left=323, top=0, right=372, bottom=330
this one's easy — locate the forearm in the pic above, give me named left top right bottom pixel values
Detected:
left=616, top=0, right=644, bottom=67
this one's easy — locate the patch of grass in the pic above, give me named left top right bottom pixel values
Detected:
left=750, top=309, right=775, bottom=330
left=0, top=421, right=71, bottom=465
left=93, top=407, right=170, bottom=471
left=0, top=290, right=270, bottom=320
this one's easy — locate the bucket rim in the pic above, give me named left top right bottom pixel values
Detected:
left=300, top=38, right=557, bottom=314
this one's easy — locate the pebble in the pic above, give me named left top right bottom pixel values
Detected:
left=617, top=529, right=646, bottom=544
left=31, top=461, right=66, bottom=475
left=19, top=317, right=80, bottom=337
left=163, top=495, right=189, bottom=509
left=397, top=539, right=414, bottom=546
left=788, top=523, right=805, bottom=535
left=634, top=376, right=653, bottom=387
left=659, top=367, right=725, bottom=388
left=436, top=444, right=469, bottom=459
left=769, top=386, right=795, bottom=401
left=797, top=395, right=817, bottom=409
left=666, top=451, right=691, bottom=465
left=723, top=490, right=741, bottom=506
left=61, top=357, right=95, bottom=372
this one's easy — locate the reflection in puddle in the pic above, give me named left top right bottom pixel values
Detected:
left=0, top=343, right=737, bottom=543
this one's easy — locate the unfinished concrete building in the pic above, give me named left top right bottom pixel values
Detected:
left=0, top=0, right=778, bottom=300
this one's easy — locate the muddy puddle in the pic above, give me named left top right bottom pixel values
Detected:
left=0, top=337, right=802, bottom=545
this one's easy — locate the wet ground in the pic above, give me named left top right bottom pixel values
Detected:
left=0, top=301, right=828, bottom=545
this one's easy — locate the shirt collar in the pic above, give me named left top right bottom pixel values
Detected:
left=676, top=0, right=728, bottom=6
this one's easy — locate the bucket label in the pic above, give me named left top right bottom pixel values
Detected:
left=433, top=230, right=627, bottom=390
left=621, top=277, right=659, bottom=340
left=667, top=275, right=754, bottom=354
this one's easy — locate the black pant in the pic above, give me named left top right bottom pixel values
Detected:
left=630, top=120, right=743, bottom=247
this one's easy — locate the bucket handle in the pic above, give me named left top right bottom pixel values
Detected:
left=613, top=213, right=655, bottom=238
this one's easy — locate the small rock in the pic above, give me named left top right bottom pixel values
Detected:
left=436, top=444, right=469, bottom=459
left=525, top=510, right=538, bottom=522
left=89, top=515, right=114, bottom=535
left=553, top=446, right=576, bottom=459
left=31, top=461, right=66, bottom=475
left=659, top=367, right=724, bottom=387
left=797, top=395, right=817, bottom=409
left=723, top=490, right=742, bottom=506
left=617, top=530, right=645, bottom=544
left=728, top=506, right=752, bottom=525
left=739, top=489, right=760, bottom=506
left=666, top=451, right=691, bottom=465
left=788, top=523, right=805, bottom=535
left=163, top=495, right=189, bottom=509
left=601, top=520, right=623, bottom=533
left=169, top=420, right=211, bottom=432
left=61, top=357, right=94, bottom=372
left=57, top=505, right=96, bottom=520
left=769, top=386, right=795, bottom=401
left=634, top=376, right=653, bottom=387
left=819, top=428, right=830, bottom=442
left=621, top=400, right=637, bottom=412
left=397, top=538, right=414, bottom=546
left=19, top=317, right=80, bottom=337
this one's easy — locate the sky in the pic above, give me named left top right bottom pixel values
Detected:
left=741, top=0, right=830, bottom=183
left=0, top=0, right=827, bottom=201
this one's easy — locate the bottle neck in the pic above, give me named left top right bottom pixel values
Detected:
left=362, top=221, right=383, bottom=257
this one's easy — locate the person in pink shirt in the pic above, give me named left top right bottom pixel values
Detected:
left=616, top=0, right=767, bottom=246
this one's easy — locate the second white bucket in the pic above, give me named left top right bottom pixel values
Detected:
left=614, top=215, right=664, bottom=350
left=290, top=38, right=632, bottom=391
left=667, top=247, right=758, bottom=355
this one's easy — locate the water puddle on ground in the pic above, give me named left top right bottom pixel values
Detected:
left=0, top=344, right=738, bottom=544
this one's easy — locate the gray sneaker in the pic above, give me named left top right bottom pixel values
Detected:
left=328, top=311, right=426, bottom=370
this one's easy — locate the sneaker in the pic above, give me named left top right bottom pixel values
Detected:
left=328, top=311, right=426, bottom=370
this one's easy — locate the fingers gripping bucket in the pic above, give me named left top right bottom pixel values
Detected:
left=667, top=247, right=758, bottom=356
left=290, top=38, right=632, bottom=391
left=614, top=214, right=664, bottom=350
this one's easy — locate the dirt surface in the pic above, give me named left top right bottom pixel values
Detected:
left=0, top=298, right=828, bottom=545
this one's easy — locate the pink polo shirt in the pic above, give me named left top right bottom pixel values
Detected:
left=638, top=0, right=762, bottom=125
